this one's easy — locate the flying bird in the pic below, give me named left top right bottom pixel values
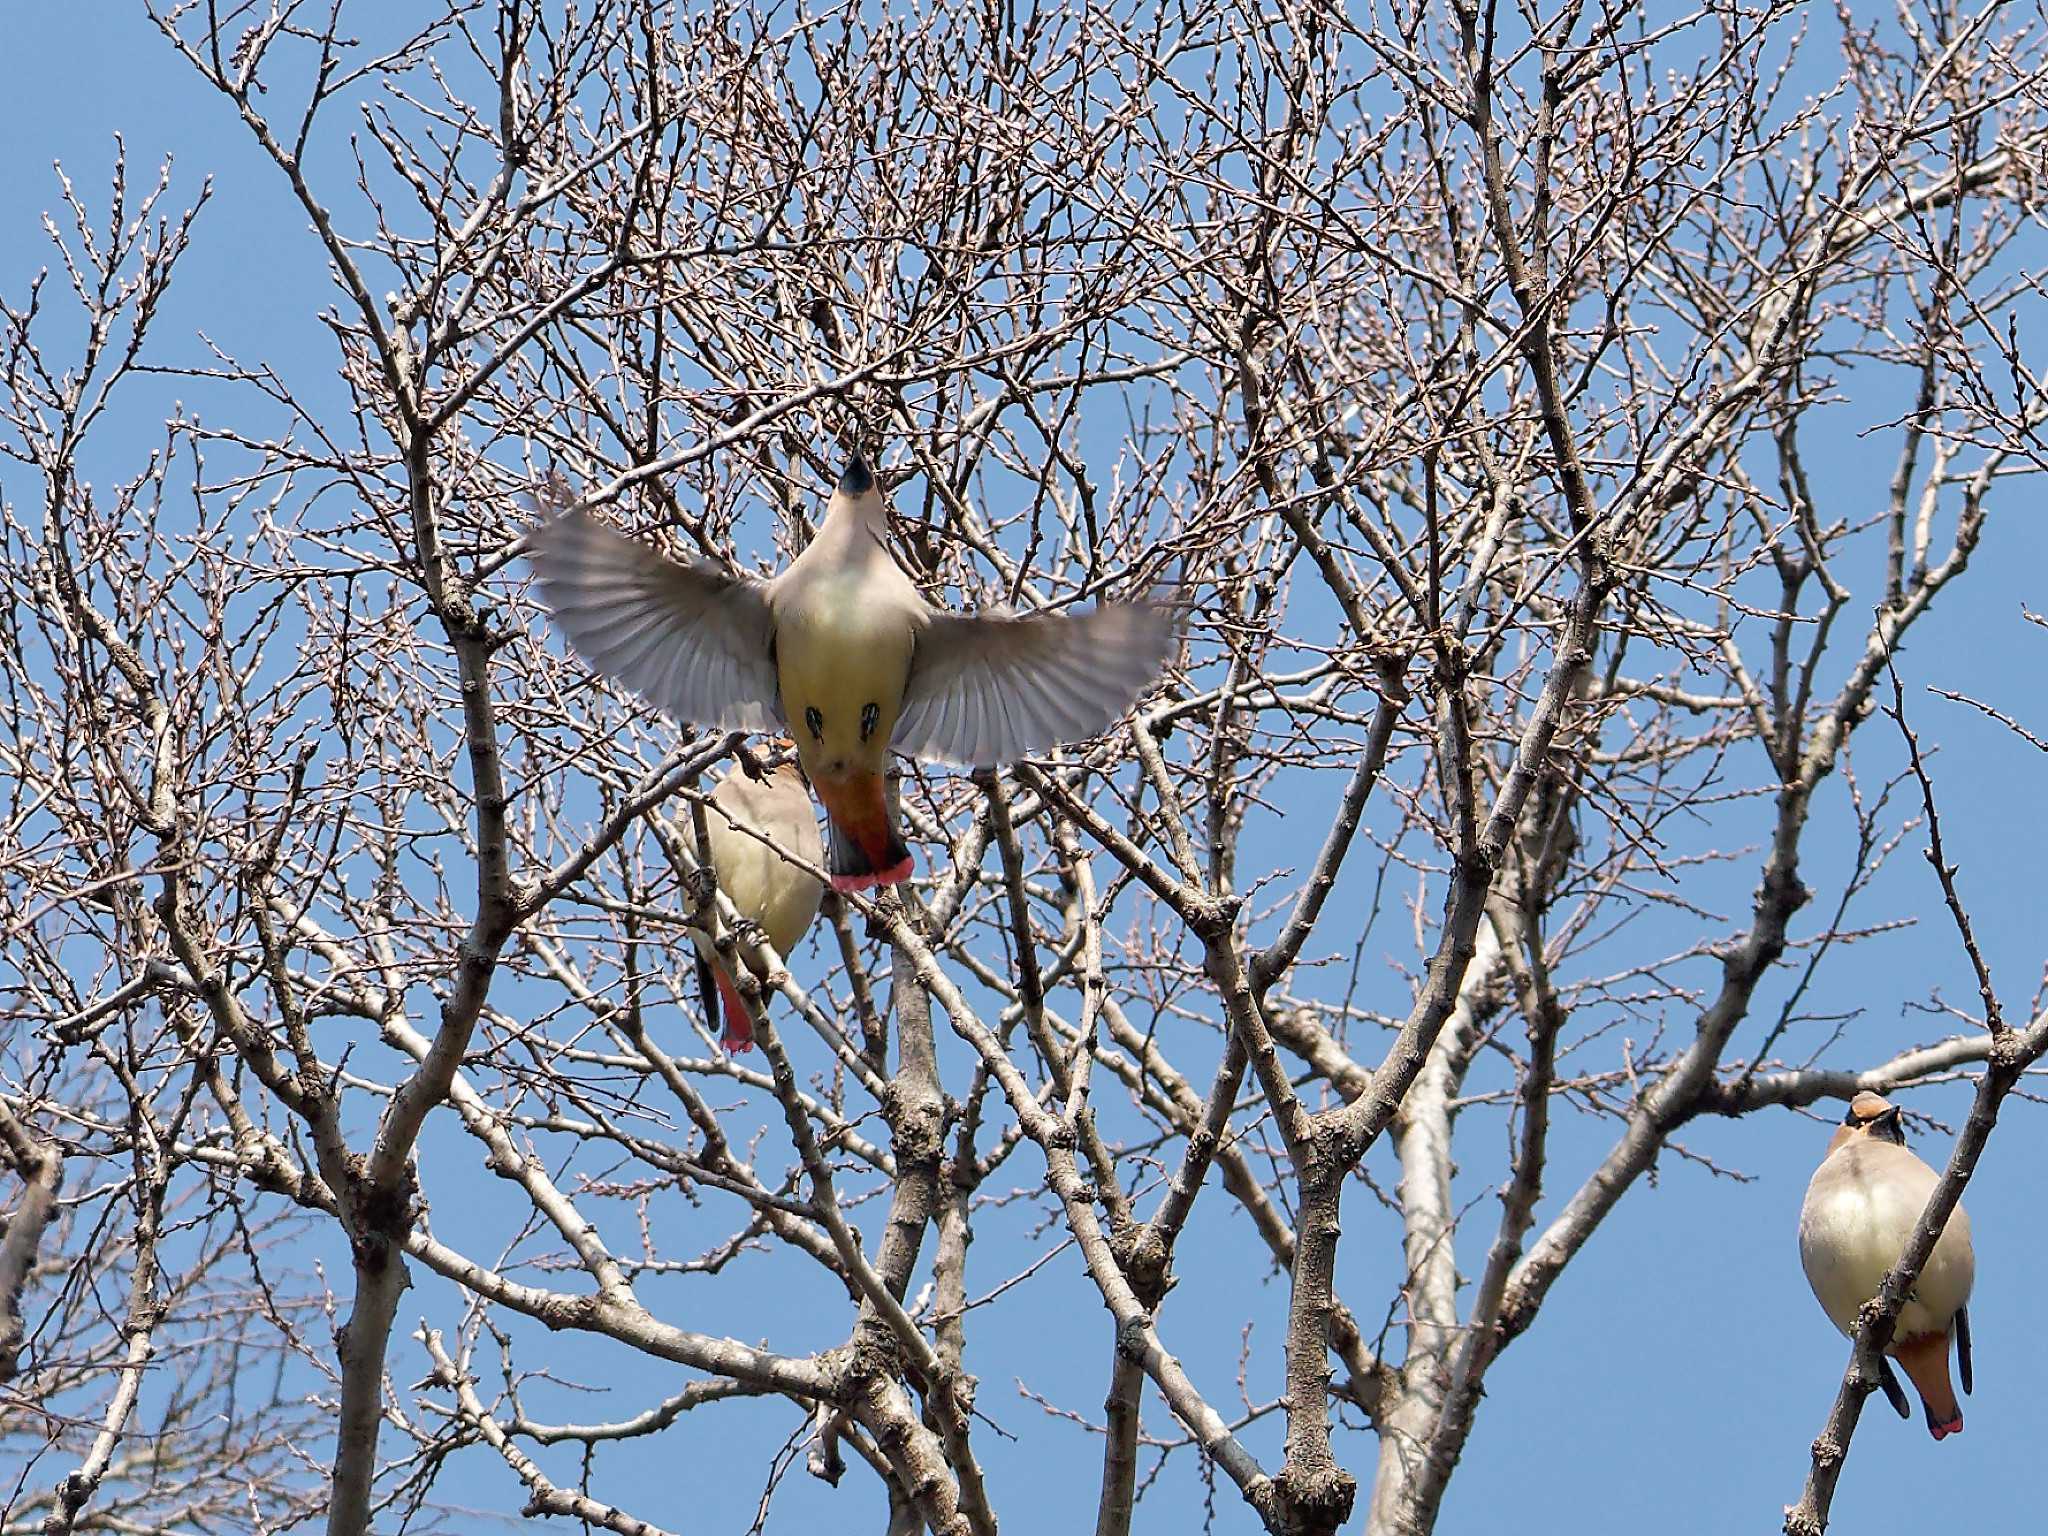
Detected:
left=532, top=456, right=1177, bottom=891
left=1797, top=1090, right=1975, bottom=1439
left=688, top=758, right=824, bottom=1054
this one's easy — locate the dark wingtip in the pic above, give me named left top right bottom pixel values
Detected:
left=1877, top=1358, right=1912, bottom=1420
left=695, top=950, right=721, bottom=1037
left=1955, top=1305, right=1973, bottom=1396
left=838, top=454, right=874, bottom=495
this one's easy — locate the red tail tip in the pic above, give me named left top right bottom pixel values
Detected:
left=829, top=854, right=914, bottom=893
left=713, top=969, right=755, bottom=1054
left=1930, top=1415, right=1963, bottom=1440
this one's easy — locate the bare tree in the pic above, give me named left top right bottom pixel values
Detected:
left=4, top=2, right=2045, bottom=1534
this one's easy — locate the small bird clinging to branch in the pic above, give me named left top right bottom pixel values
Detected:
left=689, top=757, right=824, bottom=1054
left=532, top=455, right=1179, bottom=891
left=1797, top=1090, right=1975, bottom=1439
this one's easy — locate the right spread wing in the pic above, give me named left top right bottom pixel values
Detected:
left=529, top=504, right=782, bottom=731
left=892, top=599, right=1178, bottom=766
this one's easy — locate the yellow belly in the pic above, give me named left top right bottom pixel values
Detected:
left=775, top=603, right=914, bottom=780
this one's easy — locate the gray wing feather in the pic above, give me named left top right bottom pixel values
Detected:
left=529, top=507, right=782, bottom=731
left=893, top=600, right=1177, bottom=766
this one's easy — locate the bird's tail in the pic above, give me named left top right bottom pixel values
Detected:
left=1894, top=1331, right=1963, bottom=1440
left=696, top=949, right=756, bottom=1054
left=813, top=773, right=913, bottom=892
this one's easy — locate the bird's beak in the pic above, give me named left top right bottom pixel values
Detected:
left=838, top=454, right=874, bottom=496
left=1875, top=1107, right=1906, bottom=1145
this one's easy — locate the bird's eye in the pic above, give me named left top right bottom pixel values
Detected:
left=860, top=702, right=880, bottom=741
left=805, top=706, right=824, bottom=741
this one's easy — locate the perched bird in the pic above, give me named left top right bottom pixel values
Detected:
left=687, top=759, right=824, bottom=1054
left=1797, top=1091, right=1975, bottom=1439
left=532, top=455, right=1177, bottom=891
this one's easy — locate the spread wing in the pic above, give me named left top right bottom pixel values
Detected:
left=529, top=505, right=782, bottom=732
left=892, top=600, right=1177, bottom=766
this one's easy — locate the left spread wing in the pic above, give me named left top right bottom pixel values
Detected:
left=529, top=505, right=782, bottom=731
left=892, top=599, right=1177, bottom=767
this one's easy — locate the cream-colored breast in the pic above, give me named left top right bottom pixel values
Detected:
left=703, top=769, right=824, bottom=970
left=1798, top=1138, right=1974, bottom=1343
left=771, top=569, right=918, bottom=773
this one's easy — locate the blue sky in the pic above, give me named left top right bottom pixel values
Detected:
left=4, top=6, right=2045, bottom=1534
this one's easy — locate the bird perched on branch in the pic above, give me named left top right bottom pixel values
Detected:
left=532, top=455, right=1178, bottom=891
left=1797, top=1090, right=1975, bottom=1438
left=687, top=758, right=823, bottom=1054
